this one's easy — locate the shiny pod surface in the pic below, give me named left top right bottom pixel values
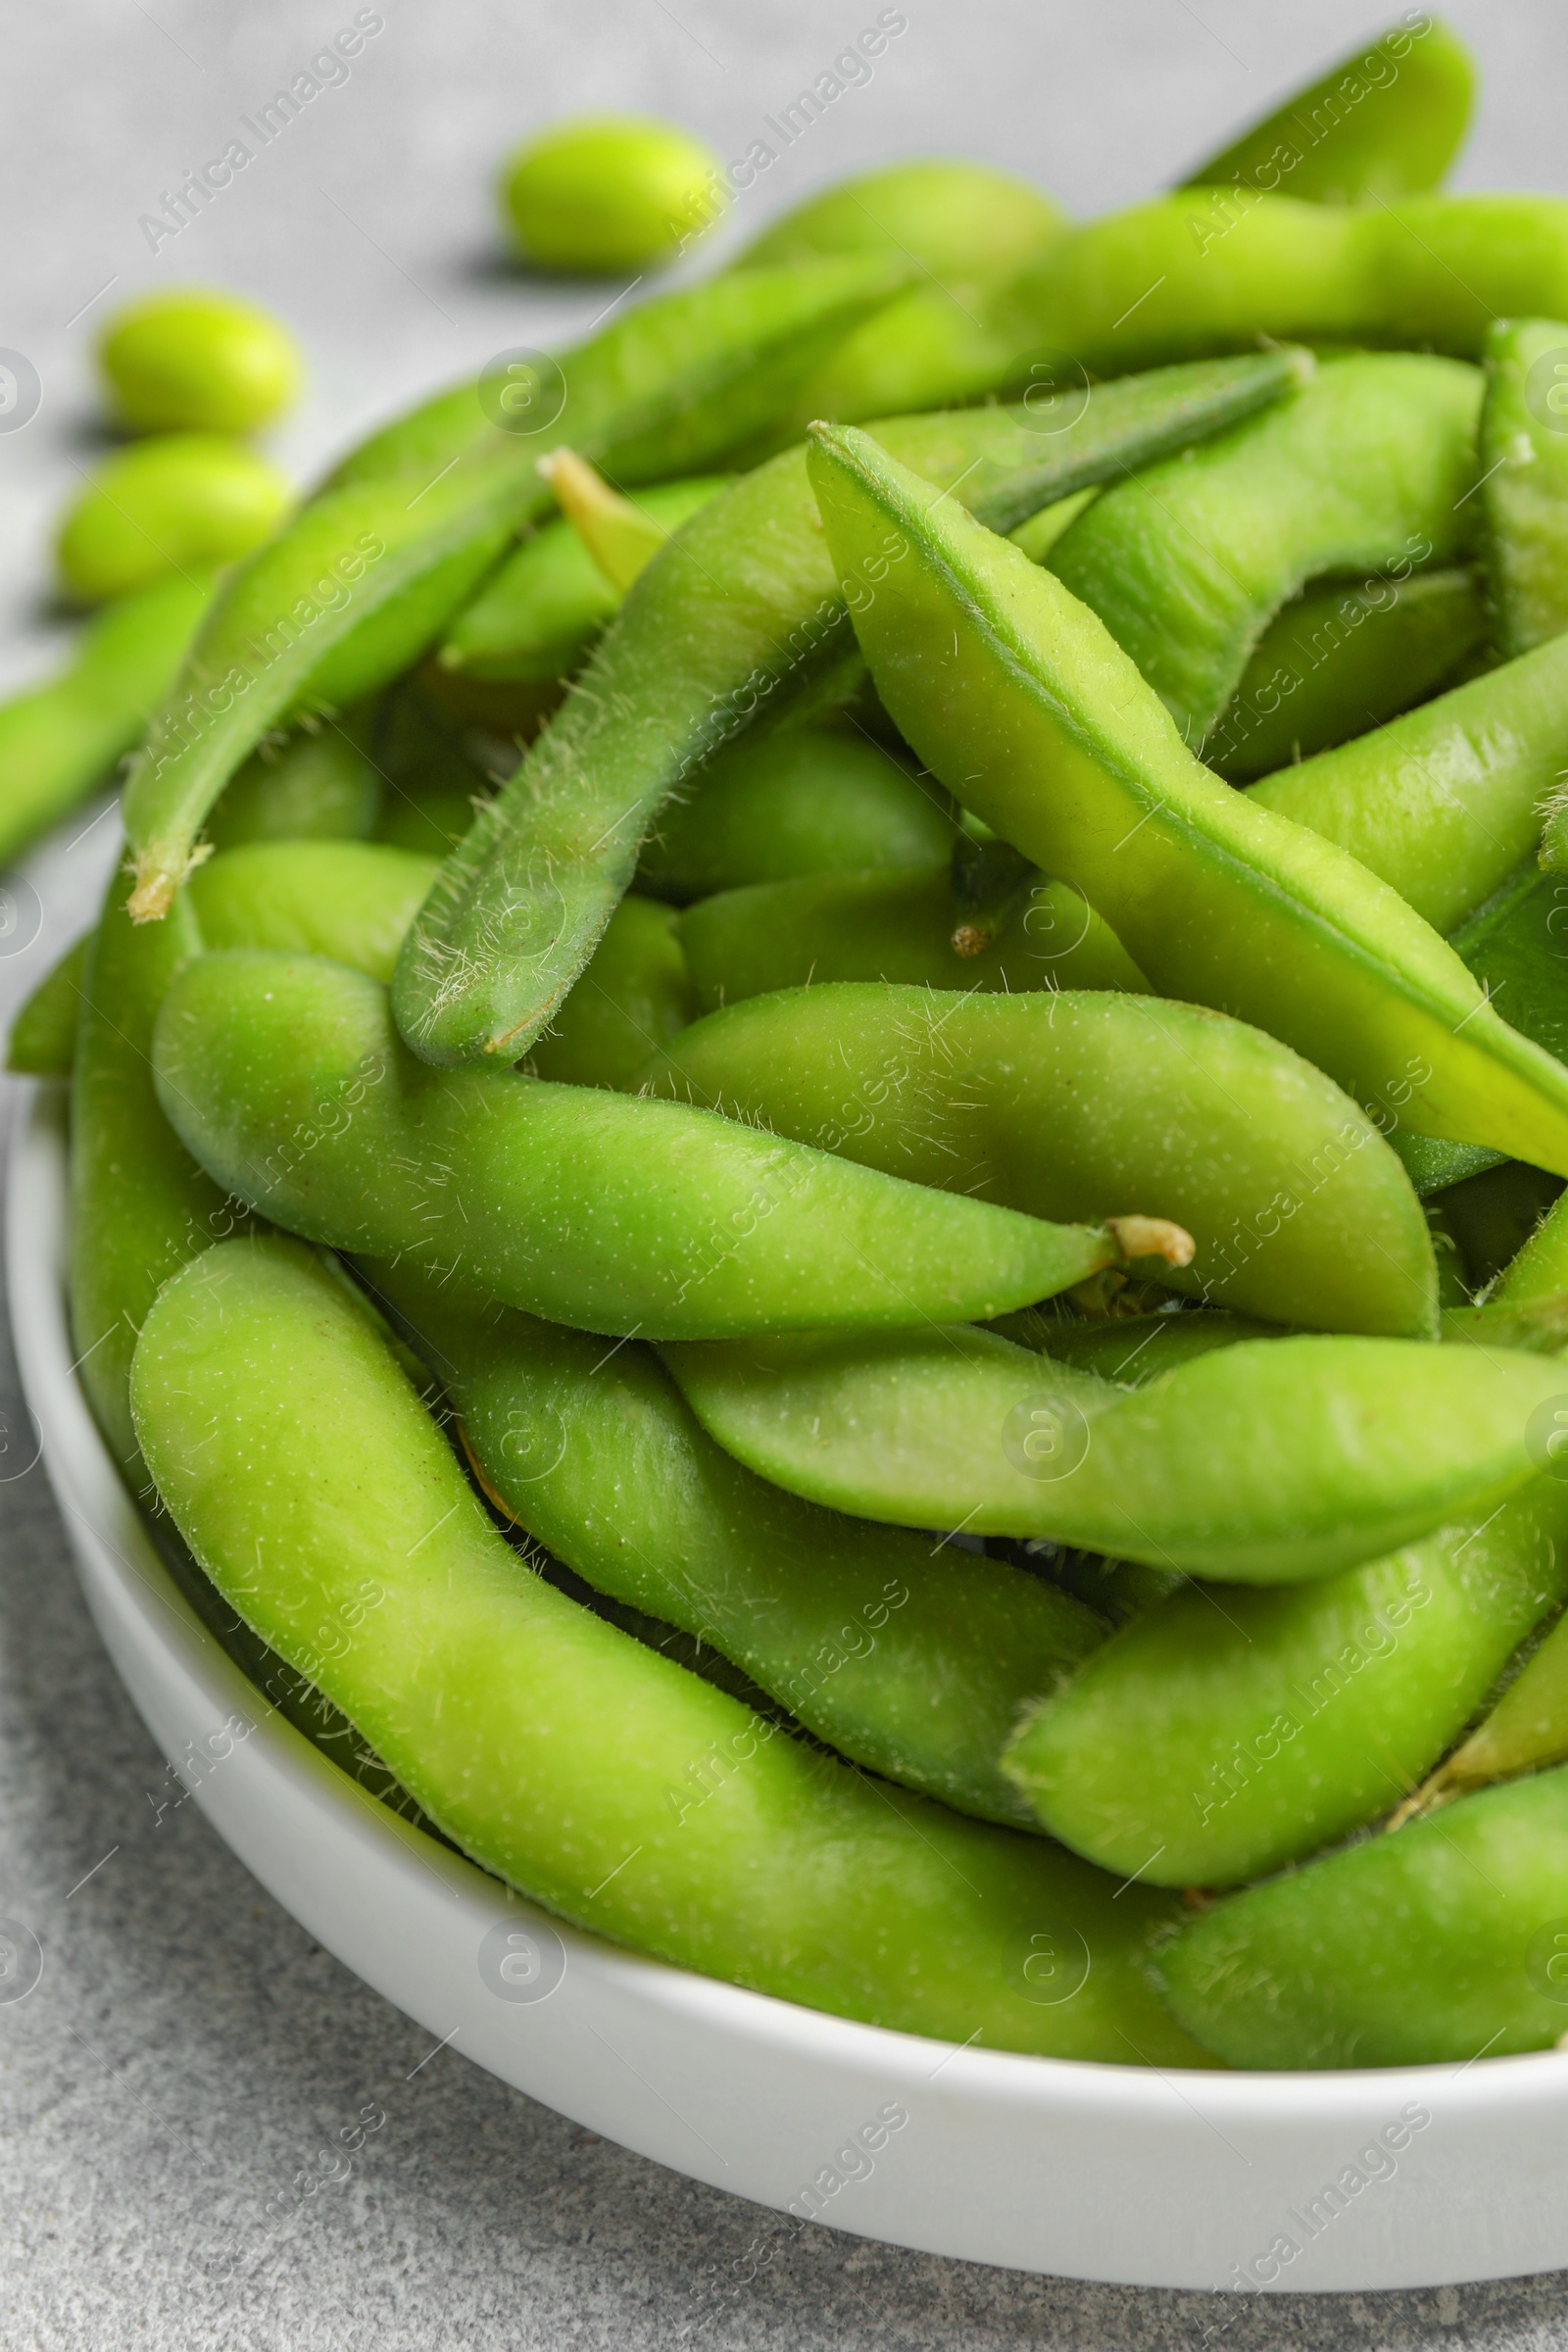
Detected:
left=664, top=1325, right=1568, bottom=1583
left=130, top=1235, right=1208, bottom=2064
left=633, top=983, right=1438, bottom=1336
left=152, top=951, right=1134, bottom=1339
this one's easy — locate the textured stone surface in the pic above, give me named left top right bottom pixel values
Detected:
left=4, top=2, right=1568, bottom=2342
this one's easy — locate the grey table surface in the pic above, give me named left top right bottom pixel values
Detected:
left=3, top=2, right=1568, bottom=2344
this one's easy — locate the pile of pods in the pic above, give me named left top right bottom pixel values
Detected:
left=22, top=17, right=1568, bottom=2071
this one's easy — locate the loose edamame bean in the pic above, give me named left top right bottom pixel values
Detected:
left=675, top=866, right=1143, bottom=1008
left=1047, top=353, right=1481, bottom=746
left=392, top=352, right=1305, bottom=1064
left=57, top=436, right=291, bottom=603
left=1004, top=1477, right=1568, bottom=1886
left=130, top=1235, right=1209, bottom=2064
left=1248, top=631, right=1568, bottom=935
left=206, top=710, right=384, bottom=850
left=1179, top=18, right=1475, bottom=207
left=439, top=475, right=728, bottom=682
left=99, top=287, right=303, bottom=434
left=502, top=115, right=725, bottom=272
left=1159, top=1767, right=1568, bottom=2066
left=152, top=951, right=1167, bottom=1339
left=637, top=723, right=955, bottom=901
left=633, top=983, right=1438, bottom=1336
left=664, top=1323, right=1568, bottom=1583
left=368, top=1254, right=1103, bottom=1827
left=121, top=256, right=914, bottom=918
left=526, top=894, right=689, bottom=1089
left=1206, top=567, right=1486, bottom=783
left=806, top=423, right=1568, bottom=1173
left=1481, top=317, right=1568, bottom=656
left=0, top=570, right=212, bottom=868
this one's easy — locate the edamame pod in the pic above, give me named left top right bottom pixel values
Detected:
left=1180, top=18, right=1475, bottom=206
left=152, top=951, right=1158, bottom=1339
left=676, top=867, right=1143, bottom=1009
left=130, top=1235, right=1208, bottom=2065
left=1447, top=863, right=1568, bottom=1072
left=1159, top=1768, right=1568, bottom=2066
left=122, top=257, right=915, bottom=918
left=996, top=192, right=1568, bottom=378
left=527, top=894, right=689, bottom=1088
left=737, top=161, right=1069, bottom=440
left=70, top=878, right=241, bottom=1467
left=1000, top=1294, right=1568, bottom=1381
left=633, top=984, right=1438, bottom=1337
left=8, top=934, right=88, bottom=1076
left=1047, top=354, right=1481, bottom=746
left=438, top=474, right=729, bottom=682
left=1429, top=1602, right=1568, bottom=1796
left=392, top=351, right=1309, bottom=1065
left=1247, top=632, right=1568, bottom=935
left=1004, top=1479, right=1568, bottom=1886
left=664, top=1324, right=1568, bottom=1583
left=327, top=256, right=906, bottom=492
left=1481, top=317, right=1568, bottom=657
left=368, top=1255, right=1103, bottom=1827
left=1206, top=567, right=1486, bottom=783
left=807, top=424, right=1568, bottom=1173
left=206, top=710, right=384, bottom=850
left=636, top=722, right=954, bottom=901
left=0, top=570, right=211, bottom=870
left=187, top=842, right=439, bottom=984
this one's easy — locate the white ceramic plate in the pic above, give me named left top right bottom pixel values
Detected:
left=13, top=1079, right=1568, bottom=2294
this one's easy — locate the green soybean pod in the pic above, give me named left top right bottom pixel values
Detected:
left=637, top=724, right=955, bottom=902
left=152, top=950, right=1151, bottom=1339
left=527, top=894, right=689, bottom=1089
left=1180, top=18, right=1475, bottom=206
left=1481, top=317, right=1568, bottom=657
left=57, top=435, right=292, bottom=604
left=99, top=287, right=303, bottom=435
left=394, top=351, right=1309, bottom=1066
left=634, top=984, right=1437, bottom=1338
left=1446, top=864, right=1568, bottom=1072
left=806, top=422, right=1568, bottom=1175
left=187, top=842, right=439, bottom=984
left=205, top=711, right=385, bottom=850
left=7, top=934, right=88, bottom=1076
left=439, top=475, right=730, bottom=682
left=368, top=1255, right=1103, bottom=1828
left=131, top=1234, right=1209, bottom=2066
left=736, top=160, right=1069, bottom=439
left=70, top=875, right=241, bottom=1467
left=665, top=1324, right=1568, bottom=1584
left=995, top=192, right=1568, bottom=379
left=1206, top=568, right=1486, bottom=783
left=502, top=114, right=725, bottom=272
left=0, top=571, right=212, bottom=870
left=999, top=1295, right=1568, bottom=1381
left=1248, top=632, right=1568, bottom=936
left=675, top=868, right=1144, bottom=1011
left=122, top=256, right=914, bottom=918
left=1047, top=354, right=1482, bottom=747
left=1159, top=1767, right=1568, bottom=2067
left=1430, top=1604, right=1568, bottom=1796
left=1004, top=1480, right=1568, bottom=1887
